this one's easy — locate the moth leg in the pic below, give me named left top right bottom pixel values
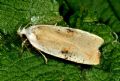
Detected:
left=38, top=51, right=48, bottom=64
left=22, top=39, right=28, bottom=48
left=20, top=39, right=28, bottom=54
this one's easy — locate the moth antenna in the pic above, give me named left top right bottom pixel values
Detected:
left=17, top=22, right=31, bottom=37
left=24, top=22, right=31, bottom=28
left=38, top=51, right=48, bottom=64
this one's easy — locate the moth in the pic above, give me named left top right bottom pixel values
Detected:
left=17, top=25, right=104, bottom=65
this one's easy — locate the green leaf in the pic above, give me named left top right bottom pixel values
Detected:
left=58, top=0, right=120, bottom=32
left=0, top=0, right=120, bottom=81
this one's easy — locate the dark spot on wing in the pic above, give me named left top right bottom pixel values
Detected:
left=55, top=29, right=61, bottom=33
left=64, top=56, right=68, bottom=60
left=58, top=29, right=60, bottom=31
left=61, top=49, right=69, bottom=54
left=66, top=28, right=74, bottom=33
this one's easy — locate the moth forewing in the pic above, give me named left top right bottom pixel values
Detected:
left=18, top=25, right=104, bottom=65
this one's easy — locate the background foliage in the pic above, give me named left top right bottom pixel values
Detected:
left=0, top=0, right=120, bottom=81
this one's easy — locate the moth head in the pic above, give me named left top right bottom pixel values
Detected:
left=17, top=27, right=26, bottom=37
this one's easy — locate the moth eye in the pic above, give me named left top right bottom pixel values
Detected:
left=20, top=34, right=27, bottom=40
left=21, top=34, right=26, bottom=38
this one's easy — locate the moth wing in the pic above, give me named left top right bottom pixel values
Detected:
left=24, top=25, right=104, bottom=65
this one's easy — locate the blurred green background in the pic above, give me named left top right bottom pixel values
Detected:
left=0, top=0, right=120, bottom=81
